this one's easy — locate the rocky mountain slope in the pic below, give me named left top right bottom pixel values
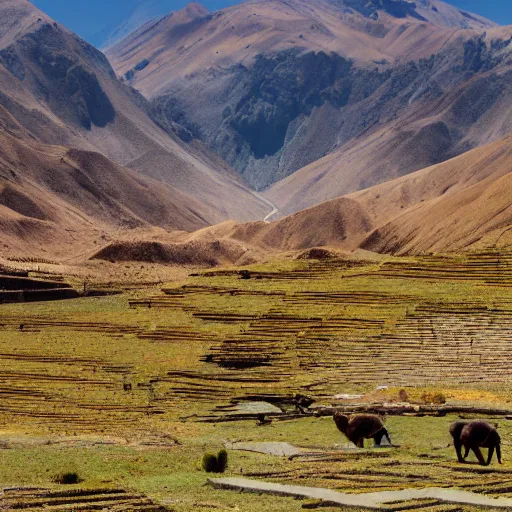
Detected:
left=106, top=0, right=509, bottom=200
left=265, top=29, right=512, bottom=215
left=108, top=0, right=495, bottom=91
left=0, top=0, right=270, bottom=258
left=98, top=0, right=184, bottom=50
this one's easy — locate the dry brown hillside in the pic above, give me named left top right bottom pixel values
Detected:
left=270, top=135, right=512, bottom=255
left=97, top=135, right=511, bottom=263
left=357, top=136, right=512, bottom=254
left=271, top=135, right=512, bottom=255
left=93, top=135, right=512, bottom=265
left=0, top=105, right=211, bottom=259
left=0, top=0, right=270, bottom=258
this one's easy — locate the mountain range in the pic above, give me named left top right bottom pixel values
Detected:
left=0, top=0, right=510, bottom=262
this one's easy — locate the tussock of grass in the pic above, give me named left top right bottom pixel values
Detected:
left=201, top=449, right=228, bottom=473
left=54, top=472, right=82, bottom=484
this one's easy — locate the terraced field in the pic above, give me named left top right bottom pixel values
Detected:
left=0, top=487, right=170, bottom=511
left=1, top=250, right=512, bottom=511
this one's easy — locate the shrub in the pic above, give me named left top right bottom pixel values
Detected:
left=54, top=472, right=82, bottom=484
left=217, top=449, right=228, bottom=473
left=202, top=453, right=219, bottom=473
left=431, top=392, right=447, bottom=404
left=201, top=449, right=228, bottom=473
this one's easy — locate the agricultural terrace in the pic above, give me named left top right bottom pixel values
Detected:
left=1, top=251, right=512, bottom=511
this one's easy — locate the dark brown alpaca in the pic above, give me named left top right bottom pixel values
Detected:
left=333, top=413, right=392, bottom=448
left=450, top=420, right=502, bottom=466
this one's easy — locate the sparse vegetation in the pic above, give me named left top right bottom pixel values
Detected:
left=421, top=391, right=447, bottom=405
left=201, top=453, right=219, bottom=473
left=217, top=449, right=228, bottom=473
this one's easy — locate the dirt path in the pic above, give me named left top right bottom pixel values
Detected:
left=225, top=442, right=302, bottom=457
left=209, top=477, right=512, bottom=509
left=253, top=192, right=279, bottom=222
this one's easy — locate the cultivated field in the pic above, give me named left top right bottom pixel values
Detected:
left=1, top=251, right=512, bottom=511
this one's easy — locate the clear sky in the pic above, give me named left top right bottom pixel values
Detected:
left=447, top=0, right=512, bottom=24
left=31, top=0, right=512, bottom=47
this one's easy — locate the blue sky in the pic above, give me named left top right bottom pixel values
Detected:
left=447, top=0, right=512, bottom=24
left=31, top=0, right=512, bottom=47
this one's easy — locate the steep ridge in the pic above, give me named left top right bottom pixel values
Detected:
left=102, top=0, right=493, bottom=52
left=0, top=0, right=270, bottom=257
left=0, top=104, right=209, bottom=258
left=100, top=1, right=210, bottom=50
left=106, top=0, right=507, bottom=195
left=107, top=0, right=494, bottom=93
left=98, top=135, right=511, bottom=261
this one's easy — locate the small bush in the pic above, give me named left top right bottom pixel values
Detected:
left=217, top=449, right=228, bottom=473
left=201, top=449, right=228, bottom=473
left=432, top=392, right=447, bottom=404
left=202, top=453, right=219, bottom=473
left=54, top=472, right=82, bottom=484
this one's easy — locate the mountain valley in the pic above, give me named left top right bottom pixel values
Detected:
left=107, top=0, right=510, bottom=199
left=2, top=3, right=512, bottom=510
left=0, top=0, right=510, bottom=263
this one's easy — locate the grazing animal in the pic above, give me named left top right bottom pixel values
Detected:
left=450, top=420, right=502, bottom=466
left=333, top=413, right=392, bottom=448
left=294, top=394, right=315, bottom=414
